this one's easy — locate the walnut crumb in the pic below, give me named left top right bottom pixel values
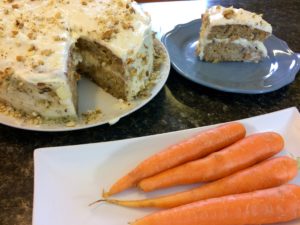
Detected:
left=102, top=29, right=114, bottom=40
left=122, top=22, right=134, bottom=30
left=126, top=58, right=134, bottom=64
left=12, top=3, right=19, bottom=9
left=4, top=67, right=14, bottom=76
left=16, top=55, right=25, bottom=62
left=80, top=0, right=87, bottom=5
left=54, top=12, right=62, bottom=19
left=223, top=9, right=235, bottom=19
left=28, top=44, right=37, bottom=52
left=82, top=108, right=102, bottom=124
left=65, top=121, right=76, bottom=127
left=27, top=32, right=37, bottom=40
left=41, top=49, right=54, bottom=56
left=53, top=36, right=66, bottom=42
left=11, top=30, right=18, bottom=37
left=15, top=20, right=24, bottom=29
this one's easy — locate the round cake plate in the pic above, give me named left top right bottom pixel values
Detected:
left=0, top=39, right=170, bottom=132
left=162, top=19, right=300, bottom=94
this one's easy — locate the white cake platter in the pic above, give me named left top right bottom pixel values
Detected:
left=33, top=107, right=300, bottom=225
left=0, top=39, right=170, bottom=132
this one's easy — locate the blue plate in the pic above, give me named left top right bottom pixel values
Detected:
left=162, top=19, right=300, bottom=94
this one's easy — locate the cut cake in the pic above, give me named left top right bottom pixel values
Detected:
left=0, top=0, right=154, bottom=120
left=197, top=5, right=272, bottom=62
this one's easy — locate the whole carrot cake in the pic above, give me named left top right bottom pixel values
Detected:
left=0, top=0, right=154, bottom=120
left=196, top=5, right=272, bottom=62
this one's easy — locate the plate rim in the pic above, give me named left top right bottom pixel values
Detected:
left=161, top=18, right=300, bottom=94
left=0, top=39, right=171, bottom=132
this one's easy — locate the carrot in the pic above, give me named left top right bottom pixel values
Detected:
left=91, top=156, right=298, bottom=208
left=104, top=122, right=246, bottom=197
left=138, top=132, right=284, bottom=192
left=131, top=184, right=300, bottom=225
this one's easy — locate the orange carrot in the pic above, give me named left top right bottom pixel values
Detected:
left=131, top=184, right=300, bottom=225
left=104, top=122, right=246, bottom=197
left=138, top=132, right=284, bottom=192
left=92, top=156, right=298, bottom=208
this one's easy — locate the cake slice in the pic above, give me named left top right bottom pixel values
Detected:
left=197, top=5, right=272, bottom=62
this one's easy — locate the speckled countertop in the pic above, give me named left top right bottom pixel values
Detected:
left=0, top=0, right=300, bottom=224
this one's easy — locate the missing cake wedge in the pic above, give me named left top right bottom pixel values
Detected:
left=196, top=5, right=272, bottom=63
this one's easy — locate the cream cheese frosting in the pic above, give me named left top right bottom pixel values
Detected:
left=206, top=5, right=272, bottom=33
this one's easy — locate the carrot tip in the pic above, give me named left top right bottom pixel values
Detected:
left=102, top=191, right=110, bottom=198
left=102, top=188, right=111, bottom=198
left=88, top=199, right=106, bottom=207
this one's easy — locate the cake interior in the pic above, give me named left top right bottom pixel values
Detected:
left=203, top=41, right=265, bottom=62
left=208, top=25, right=270, bottom=41
left=75, top=38, right=128, bottom=100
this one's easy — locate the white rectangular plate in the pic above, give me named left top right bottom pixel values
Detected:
left=33, top=107, right=300, bottom=225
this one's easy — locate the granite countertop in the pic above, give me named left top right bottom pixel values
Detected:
left=0, top=0, right=300, bottom=224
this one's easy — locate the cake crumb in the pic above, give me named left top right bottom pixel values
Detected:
left=82, top=108, right=102, bottom=124
left=223, top=9, right=235, bottom=19
left=65, top=120, right=76, bottom=127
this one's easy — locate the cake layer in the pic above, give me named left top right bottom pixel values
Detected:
left=202, top=40, right=267, bottom=62
left=208, top=25, right=270, bottom=41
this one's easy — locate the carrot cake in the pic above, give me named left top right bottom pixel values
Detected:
left=0, top=0, right=154, bottom=120
left=196, top=5, right=272, bottom=62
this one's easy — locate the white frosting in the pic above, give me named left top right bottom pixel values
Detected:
left=207, top=5, right=272, bottom=33
left=0, top=0, right=153, bottom=118
left=231, top=39, right=267, bottom=57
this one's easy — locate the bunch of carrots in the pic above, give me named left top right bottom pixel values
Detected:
left=92, top=122, right=300, bottom=225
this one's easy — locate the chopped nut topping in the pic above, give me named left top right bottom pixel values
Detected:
left=16, top=55, right=25, bottom=62
left=102, top=29, right=118, bottom=41
left=4, top=9, right=9, bottom=15
left=38, top=60, right=44, bottom=65
left=27, top=32, right=37, bottom=40
left=28, top=44, right=37, bottom=52
left=41, top=49, right=54, bottom=56
left=55, top=12, right=62, bottom=19
left=74, top=72, right=81, bottom=81
left=129, top=68, right=137, bottom=77
left=65, top=121, right=76, bottom=127
left=53, top=36, right=66, bottom=42
left=4, top=67, right=14, bottom=76
left=126, top=58, right=134, bottom=64
left=15, top=19, right=24, bottom=29
left=80, top=0, right=87, bottom=5
left=12, top=3, right=19, bottom=9
left=32, top=60, right=44, bottom=68
left=223, top=9, right=235, bottom=19
left=122, top=22, right=134, bottom=30
left=11, top=30, right=18, bottom=37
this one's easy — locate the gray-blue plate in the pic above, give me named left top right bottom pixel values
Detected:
left=162, top=19, right=300, bottom=94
